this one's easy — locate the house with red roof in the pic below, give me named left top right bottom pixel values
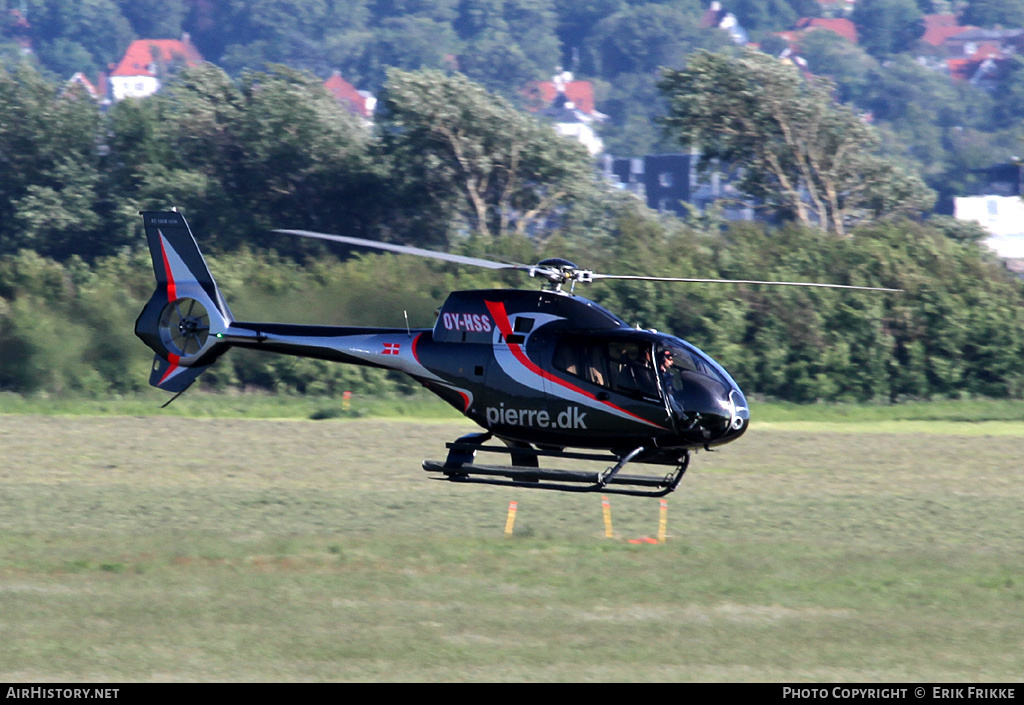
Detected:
left=5, top=7, right=31, bottom=53
left=773, top=16, right=859, bottom=55
left=323, top=71, right=376, bottom=121
left=794, top=17, right=858, bottom=44
left=940, top=28, right=1024, bottom=88
left=522, top=72, right=597, bottom=116
left=522, top=71, right=607, bottom=156
left=64, top=72, right=109, bottom=105
left=109, top=36, right=202, bottom=101
left=921, top=13, right=976, bottom=47
left=775, top=16, right=859, bottom=52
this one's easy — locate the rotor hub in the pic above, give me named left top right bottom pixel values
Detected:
left=532, top=258, right=594, bottom=292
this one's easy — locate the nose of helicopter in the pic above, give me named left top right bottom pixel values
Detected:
left=671, top=372, right=749, bottom=446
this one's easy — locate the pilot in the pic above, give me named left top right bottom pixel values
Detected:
left=658, top=349, right=674, bottom=374
left=657, top=349, right=677, bottom=397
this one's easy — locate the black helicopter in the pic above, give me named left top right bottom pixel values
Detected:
left=135, top=210, right=897, bottom=497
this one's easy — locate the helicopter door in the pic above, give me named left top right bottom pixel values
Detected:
left=549, top=337, right=670, bottom=431
left=482, top=315, right=554, bottom=440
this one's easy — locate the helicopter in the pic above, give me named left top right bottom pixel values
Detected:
left=135, top=210, right=898, bottom=497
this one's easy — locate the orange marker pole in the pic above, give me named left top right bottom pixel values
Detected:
left=658, top=499, right=668, bottom=544
left=602, top=496, right=613, bottom=538
left=504, top=501, right=518, bottom=536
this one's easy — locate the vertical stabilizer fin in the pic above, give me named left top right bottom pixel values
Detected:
left=135, top=211, right=231, bottom=392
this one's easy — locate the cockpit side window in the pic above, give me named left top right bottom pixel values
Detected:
left=552, top=338, right=608, bottom=388
left=552, top=338, right=580, bottom=377
left=553, top=338, right=661, bottom=399
left=608, top=341, right=660, bottom=399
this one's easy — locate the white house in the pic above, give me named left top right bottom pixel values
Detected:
left=954, top=195, right=1024, bottom=258
left=109, top=36, right=202, bottom=101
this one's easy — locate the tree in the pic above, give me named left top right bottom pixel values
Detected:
left=378, top=68, right=600, bottom=243
left=109, top=63, right=376, bottom=250
left=584, top=3, right=707, bottom=78
left=659, top=49, right=934, bottom=236
left=851, top=0, right=924, bottom=58
left=552, top=0, right=625, bottom=68
left=457, top=31, right=545, bottom=97
left=728, top=0, right=802, bottom=32
left=200, top=0, right=369, bottom=75
left=26, top=0, right=134, bottom=76
left=960, top=0, right=1024, bottom=28
left=0, top=63, right=106, bottom=258
left=115, top=0, right=186, bottom=38
left=452, top=0, right=562, bottom=98
left=797, top=28, right=878, bottom=105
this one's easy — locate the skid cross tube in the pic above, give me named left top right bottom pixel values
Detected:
left=423, top=442, right=690, bottom=497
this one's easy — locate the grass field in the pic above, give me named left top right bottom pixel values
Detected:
left=1, top=399, right=1022, bottom=681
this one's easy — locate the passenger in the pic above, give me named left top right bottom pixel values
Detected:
left=627, top=346, right=660, bottom=398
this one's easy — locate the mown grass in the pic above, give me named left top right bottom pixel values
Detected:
left=0, top=410, right=1022, bottom=681
left=0, top=389, right=464, bottom=421
left=6, top=389, right=1024, bottom=424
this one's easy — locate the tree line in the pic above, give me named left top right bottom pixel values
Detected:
left=5, top=0, right=1024, bottom=212
left=0, top=59, right=1022, bottom=403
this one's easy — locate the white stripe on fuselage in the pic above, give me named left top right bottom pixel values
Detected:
left=490, top=313, right=663, bottom=430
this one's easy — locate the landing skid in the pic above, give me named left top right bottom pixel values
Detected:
left=423, top=433, right=689, bottom=497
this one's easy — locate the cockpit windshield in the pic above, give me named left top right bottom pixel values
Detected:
left=654, top=342, right=731, bottom=406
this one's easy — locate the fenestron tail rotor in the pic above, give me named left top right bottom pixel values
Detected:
left=277, top=229, right=901, bottom=293
left=158, top=297, right=211, bottom=357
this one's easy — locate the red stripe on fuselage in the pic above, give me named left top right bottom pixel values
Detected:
left=483, top=300, right=665, bottom=429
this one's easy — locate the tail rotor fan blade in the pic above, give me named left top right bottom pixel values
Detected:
left=159, top=298, right=210, bottom=357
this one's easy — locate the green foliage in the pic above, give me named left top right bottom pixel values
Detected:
left=2, top=210, right=1023, bottom=404
left=106, top=63, right=379, bottom=252
left=797, top=28, right=877, bottom=105
left=0, top=51, right=1022, bottom=406
left=26, top=0, right=134, bottom=76
left=960, top=0, right=1024, bottom=28
left=659, top=49, right=935, bottom=235
left=568, top=208, right=1024, bottom=403
left=851, top=0, right=925, bottom=58
left=114, top=0, right=186, bottom=39
left=729, top=0, right=803, bottom=32
left=378, top=68, right=602, bottom=243
left=0, top=63, right=110, bottom=259
left=11, top=0, right=1024, bottom=215
left=584, top=3, right=706, bottom=77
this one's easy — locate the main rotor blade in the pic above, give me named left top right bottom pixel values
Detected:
left=276, top=229, right=530, bottom=272
left=590, top=274, right=902, bottom=292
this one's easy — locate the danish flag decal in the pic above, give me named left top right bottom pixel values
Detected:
left=383, top=342, right=401, bottom=355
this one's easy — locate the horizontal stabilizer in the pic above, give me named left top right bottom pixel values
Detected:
left=148, top=354, right=213, bottom=393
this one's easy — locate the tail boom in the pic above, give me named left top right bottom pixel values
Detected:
left=135, top=211, right=448, bottom=393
